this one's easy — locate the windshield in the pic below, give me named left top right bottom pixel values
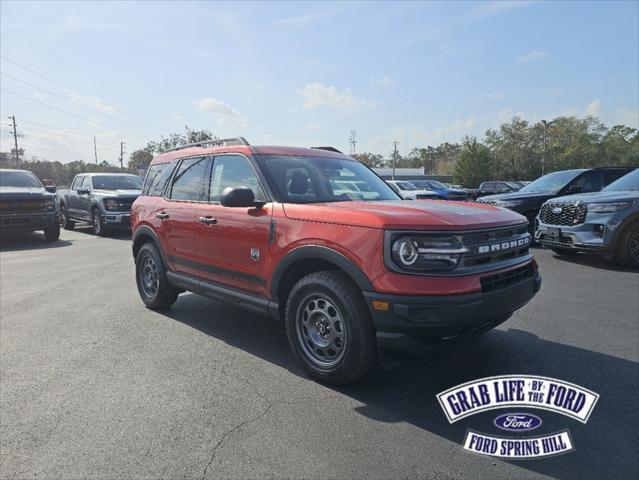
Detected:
left=254, top=155, right=400, bottom=203
left=397, top=181, right=418, bottom=190
left=426, top=180, right=447, bottom=189
left=0, top=171, right=43, bottom=188
left=519, top=170, right=583, bottom=194
left=603, top=169, right=639, bottom=192
left=506, top=182, right=521, bottom=189
left=92, top=175, right=143, bottom=190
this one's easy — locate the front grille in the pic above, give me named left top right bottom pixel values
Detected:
left=461, top=225, right=530, bottom=267
left=478, top=199, right=498, bottom=205
left=109, top=197, right=136, bottom=211
left=416, top=194, right=439, bottom=200
left=539, top=202, right=587, bottom=226
left=481, top=264, right=535, bottom=293
left=0, top=200, right=49, bottom=214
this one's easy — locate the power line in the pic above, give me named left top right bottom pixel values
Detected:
left=0, top=88, right=147, bottom=139
left=0, top=72, right=156, bottom=135
left=0, top=55, right=166, bottom=130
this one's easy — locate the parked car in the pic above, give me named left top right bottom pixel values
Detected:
left=386, top=180, right=440, bottom=200
left=58, top=173, right=142, bottom=235
left=477, top=181, right=522, bottom=197
left=476, top=167, right=634, bottom=234
left=0, top=169, right=60, bottom=241
left=410, top=180, right=470, bottom=201
left=536, top=168, right=639, bottom=267
left=131, top=138, right=541, bottom=385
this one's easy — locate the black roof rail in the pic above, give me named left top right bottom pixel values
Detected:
left=311, top=146, right=343, bottom=153
left=167, top=137, right=250, bottom=152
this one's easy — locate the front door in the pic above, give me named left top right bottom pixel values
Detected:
left=194, top=154, right=272, bottom=297
left=77, top=176, right=92, bottom=220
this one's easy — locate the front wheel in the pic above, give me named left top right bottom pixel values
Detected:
left=614, top=222, right=639, bottom=268
left=91, top=209, right=106, bottom=236
left=285, top=271, right=377, bottom=385
left=43, top=223, right=60, bottom=242
left=135, top=243, right=179, bottom=309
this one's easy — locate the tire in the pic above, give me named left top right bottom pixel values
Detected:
left=91, top=208, right=106, bottom=236
left=135, top=243, right=180, bottom=309
left=551, top=247, right=578, bottom=256
left=43, top=223, right=60, bottom=242
left=285, top=271, right=377, bottom=385
left=60, top=204, right=74, bottom=230
left=614, top=222, right=639, bottom=268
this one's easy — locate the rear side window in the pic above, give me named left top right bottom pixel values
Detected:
left=144, top=162, right=177, bottom=196
left=169, top=157, right=209, bottom=201
left=208, top=155, right=265, bottom=202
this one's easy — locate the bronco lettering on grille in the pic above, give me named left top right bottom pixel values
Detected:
left=477, top=236, right=530, bottom=254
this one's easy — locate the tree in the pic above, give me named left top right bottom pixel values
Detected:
left=353, top=152, right=386, bottom=168
left=128, top=147, right=154, bottom=171
left=454, top=137, right=493, bottom=188
left=146, top=126, right=215, bottom=153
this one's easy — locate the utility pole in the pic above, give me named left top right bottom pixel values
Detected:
left=8, top=116, right=19, bottom=168
left=392, top=140, right=398, bottom=180
left=349, top=130, right=357, bottom=155
left=93, top=136, right=98, bottom=164
left=120, top=141, right=125, bottom=169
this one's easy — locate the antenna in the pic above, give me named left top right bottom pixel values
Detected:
left=349, top=130, right=357, bottom=154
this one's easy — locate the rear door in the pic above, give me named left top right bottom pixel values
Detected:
left=155, top=156, right=210, bottom=277
left=194, top=154, right=272, bottom=296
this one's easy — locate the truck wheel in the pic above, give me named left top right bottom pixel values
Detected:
left=285, top=271, right=377, bottom=385
left=60, top=204, right=74, bottom=230
left=135, top=243, right=179, bottom=309
left=551, top=247, right=577, bottom=256
left=44, top=223, right=60, bottom=242
left=91, top=209, right=106, bottom=236
left=614, top=222, right=639, bottom=268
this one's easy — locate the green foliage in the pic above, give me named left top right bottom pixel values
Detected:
left=18, top=158, right=128, bottom=187
left=454, top=137, right=493, bottom=188
left=145, top=126, right=215, bottom=154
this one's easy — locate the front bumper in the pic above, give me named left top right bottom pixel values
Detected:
left=0, top=212, right=59, bottom=232
left=535, top=214, right=621, bottom=253
left=101, top=212, right=131, bottom=226
left=363, top=264, right=541, bottom=351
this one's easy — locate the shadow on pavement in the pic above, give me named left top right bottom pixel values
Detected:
left=160, top=293, right=638, bottom=480
left=0, top=232, right=73, bottom=251
left=548, top=250, right=638, bottom=273
left=71, top=225, right=132, bottom=240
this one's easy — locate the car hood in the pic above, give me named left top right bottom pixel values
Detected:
left=546, top=190, right=639, bottom=204
left=92, top=189, right=141, bottom=197
left=0, top=187, right=54, bottom=199
left=479, top=191, right=554, bottom=202
left=282, top=200, right=526, bottom=230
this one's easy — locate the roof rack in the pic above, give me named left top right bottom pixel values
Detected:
left=167, top=137, right=250, bottom=152
left=311, top=146, right=343, bottom=153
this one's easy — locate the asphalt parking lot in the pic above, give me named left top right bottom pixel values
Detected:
left=1, top=227, right=638, bottom=480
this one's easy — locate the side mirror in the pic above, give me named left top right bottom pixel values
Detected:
left=45, top=185, right=56, bottom=193
left=220, top=187, right=260, bottom=208
left=77, top=188, right=90, bottom=195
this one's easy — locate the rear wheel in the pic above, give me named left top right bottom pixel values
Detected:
left=285, top=271, right=377, bottom=385
left=135, top=243, right=179, bottom=309
left=43, top=223, right=60, bottom=242
left=614, top=222, right=639, bottom=268
left=60, top=204, right=74, bottom=230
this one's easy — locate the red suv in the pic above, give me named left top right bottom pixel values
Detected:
left=131, top=138, right=541, bottom=384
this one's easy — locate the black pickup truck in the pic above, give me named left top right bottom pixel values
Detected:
left=58, top=173, right=142, bottom=235
left=0, top=169, right=60, bottom=241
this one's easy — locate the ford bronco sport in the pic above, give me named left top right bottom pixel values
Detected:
left=131, top=138, right=541, bottom=384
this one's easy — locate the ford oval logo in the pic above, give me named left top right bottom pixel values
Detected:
left=552, top=207, right=563, bottom=214
left=494, top=413, right=542, bottom=432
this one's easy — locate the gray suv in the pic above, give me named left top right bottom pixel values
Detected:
left=536, top=168, right=639, bottom=267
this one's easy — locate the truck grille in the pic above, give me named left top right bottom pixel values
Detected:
left=111, top=197, right=137, bottom=211
left=539, top=202, right=587, bottom=226
left=480, top=264, right=535, bottom=292
left=461, top=224, right=531, bottom=268
left=0, top=199, right=49, bottom=214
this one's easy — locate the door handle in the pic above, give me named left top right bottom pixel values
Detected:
left=156, top=212, right=169, bottom=220
left=198, top=216, right=217, bottom=225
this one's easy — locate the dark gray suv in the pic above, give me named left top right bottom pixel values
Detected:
left=535, top=169, right=639, bottom=267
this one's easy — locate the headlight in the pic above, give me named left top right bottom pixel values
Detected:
left=104, top=199, right=119, bottom=211
left=586, top=202, right=631, bottom=214
left=391, top=235, right=468, bottom=272
left=43, top=199, right=55, bottom=210
left=495, top=200, right=522, bottom=208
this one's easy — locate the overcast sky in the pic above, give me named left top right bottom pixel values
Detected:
left=1, top=0, right=637, bottom=164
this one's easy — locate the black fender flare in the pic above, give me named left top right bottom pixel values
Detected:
left=132, top=225, right=168, bottom=265
left=270, top=245, right=374, bottom=300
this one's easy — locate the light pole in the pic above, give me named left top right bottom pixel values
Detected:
left=541, top=119, right=554, bottom=176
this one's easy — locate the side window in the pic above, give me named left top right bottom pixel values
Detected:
left=572, top=171, right=604, bottom=193
left=208, top=155, right=265, bottom=202
left=144, top=162, right=177, bottom=196
left=71, top=176, right=82, bottom=189
left=80, top=176, right=91, bottom=189
left=170, top=157, right=209, bottom=201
